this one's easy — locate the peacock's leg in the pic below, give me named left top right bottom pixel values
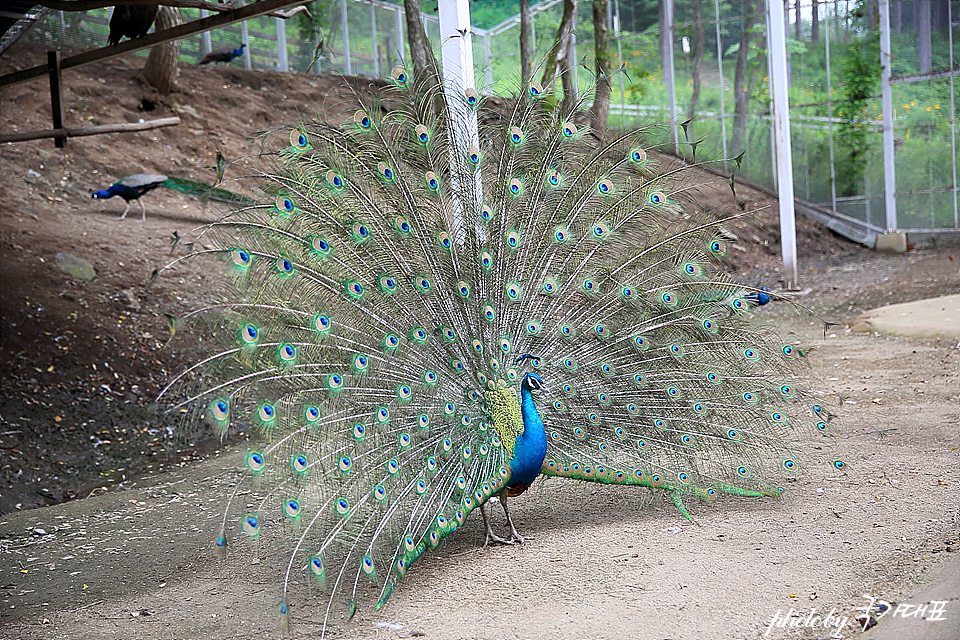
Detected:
left=498, top=491, right=527, bottom=544
left=118, top=201, right=131, bottom=220
left=480, top=501, right=514, bottom=546
left=137, top=198, right=147, bottom=221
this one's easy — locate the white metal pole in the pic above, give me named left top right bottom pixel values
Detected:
left=238, top=1, right=251, bottom=69
left=341, top=0, right=352, bottom=74
left=879, top=0, right=897, bottom=232
left=371, top=3, right=380, bottom=77
left=437, top=0, right=483, bottom=233
left=663, top=0, right=678, bottom=152
left=484, top=32, right=493, bottom=91
left=615, top=0, right=625, bottom=127
left=713, top=0, right=727, bottom=167
left=570, top=9, right=579, bottom=100
left=949, top=0, right=958, bottom=228
left=825, top=1, right=836, bottom=211
left=394, top=7, right=404, bottom=64
left=199, top=9, right=212, bottom=54
left=767, top=0, right=799, bottom=289
left=766, top=4, right=777, bottom=190
left=276, top=17, right=288, bottom=71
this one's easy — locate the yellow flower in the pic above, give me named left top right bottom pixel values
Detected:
left=926, top=106, right=932, bottom=112
left=903, top=103, right=910, bottom=109
left=935, top=105, right=941, bottom=109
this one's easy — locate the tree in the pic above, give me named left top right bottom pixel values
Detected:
left=402, top=0, right=439, bottom=86
left=520, top=0, right=533, bottom=86
left=794, top=0, right=801, bottom=39
left=540, top=0, right=578, bottom=104
left=812, top=0, right=820, bottom=43
left=142, top=6, right=182, bottom=94
left=731, top=0, right=758, bottom=157
left=686, top=0, right=704, bottom=120
left=588, top=0, right=612, bottom=129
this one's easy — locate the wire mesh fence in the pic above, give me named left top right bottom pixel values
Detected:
left=19, top=0, right=960, bottom=237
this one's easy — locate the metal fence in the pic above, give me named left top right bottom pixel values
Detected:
left=21, top=0, right=960, bottom=243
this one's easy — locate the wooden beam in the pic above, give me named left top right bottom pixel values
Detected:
left=31, top=1, right=244, bottom=11
left=0, top=0, right=306, bottom=88
left=47, top=50, right=66, bottom=147
left=0, top=117, right=181, bottom=144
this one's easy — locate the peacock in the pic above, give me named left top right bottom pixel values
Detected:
left=92, top=174, right=254, bottom=220
left=107, top=5, right=159, bottom=46
left=158, top=69, right=841, bottom=634
left=198, top=44, right=247, bottom=65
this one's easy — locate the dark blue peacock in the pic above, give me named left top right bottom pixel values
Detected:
left=159, top=70, right=841, bottom=634
left=198, top=44, right=247, bottom=65
left=92, top=173, right=254, bottom=220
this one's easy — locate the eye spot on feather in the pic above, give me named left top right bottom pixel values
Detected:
left=290, top=130, right=309, bottom=149
left=354, top=110, right=371, bottom=129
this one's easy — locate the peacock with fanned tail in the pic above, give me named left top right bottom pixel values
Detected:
left=159, top=68, right=841, bottom=633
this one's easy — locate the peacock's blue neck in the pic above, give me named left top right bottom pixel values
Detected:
left=94, top=185, right=122, bottom=199
left=508, top=387, right=548, bottom=487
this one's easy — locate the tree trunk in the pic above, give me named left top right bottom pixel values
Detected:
left=891, top=0, right=901, bottom=34
left=686, top=0, right=704, bottom=120
left=142, top=6, right=182, bottom=95
left=520, top=0, right=533, bottom=85
left=918, top=0, right=932, bottom=73
left=589, top=0, right=613, bottom=129
left=732, top=0, right=757, bottom=157
left=402, top=0, right=439, bottom=87
left=795, top=0, right=801, bottom=39
left=540, top=0, right=578, bottom=91
left=811, top=0, right=820, bottom=43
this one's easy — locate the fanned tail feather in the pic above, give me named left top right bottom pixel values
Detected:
left=159, top=70, right=838, bottom=634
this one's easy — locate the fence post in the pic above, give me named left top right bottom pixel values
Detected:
left=341, top=0, right=352, bottom=74
left=569, top=9, right=578, bottom=99
left=662, top=0, right=678, bottom=152
left=767, top=0, right=799, bottom=289
left=370, top=2, right=379, bottom=77
left=713, top=0, right=727, bottom=167
left=614, top=0, right=625, bottom=127
left=199, top=9, right=212, bottom=54
left=824, top=2, right=836, bottom=211
left=484, top=31, right=493, bottom=91
left=437, top=0, right=482, bottom=238
left=949, top=0, right=959, bottom=229
left=276, top=17, right=288, bottom=71
left=394, top=6, right=404, bottom=65
left=878, top=0, right=897, bottom=232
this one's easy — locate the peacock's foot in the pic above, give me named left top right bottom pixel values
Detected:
left=484, top=530, right=516, bottom=546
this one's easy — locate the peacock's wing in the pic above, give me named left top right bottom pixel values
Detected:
left=120, top=174, right=167, bottom=188
left=161, top=76, right=516, bottom=630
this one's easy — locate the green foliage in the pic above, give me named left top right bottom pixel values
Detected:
left=835, top=28, right=880, bottom=196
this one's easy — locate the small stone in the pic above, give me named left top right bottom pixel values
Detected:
left=55, top=253, right=96, bottom=281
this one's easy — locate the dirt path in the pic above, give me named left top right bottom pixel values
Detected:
left=2, top=288, right=958, bottom=640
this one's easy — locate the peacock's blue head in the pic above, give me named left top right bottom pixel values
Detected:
left=521, top=372, right=544, bottom=392
left=92, top=189, right=113, bottom=200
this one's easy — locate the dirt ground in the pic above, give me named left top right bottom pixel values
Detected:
left=1, top=45, right=959, bottom=640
